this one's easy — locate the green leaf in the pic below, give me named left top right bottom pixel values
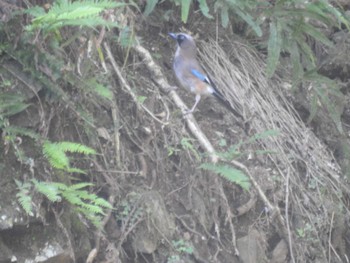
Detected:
left=289, top=40, right=303, bottom=87
left=3, top=126, right=40, bottom=141
left=266, top=19, right=282, bottom=77
left=296, top=37, right=316, bottom=68
left=307, top=93, right=318, bottom=124
left=323, top=0, right=350, bottom=31
left=137, top=96, right=147, bottom=104
left=220, top=7, right=229, bottom=28
left=69, top=182, right=94, bottom=190
left=26, top=0, right=128, bottom=32
left=299, top=23, right=333, bottom=47
left=181, top=0, right=191, bottom=23
left=144, top=0, right=158, bottom=16
left=197, top=0, right=213, bottom=19
left=200, top=163, right=250, bottom=190
left=92, top=83, right=113, bottom=100
left=181, top=137, right=201, bottom=161
left=32, top=179, right=61, bottom=202
left=93, top=197, right=113, bottom=209
left=235, top=8, right=262, bottom=37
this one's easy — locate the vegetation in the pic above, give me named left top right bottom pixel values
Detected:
left=16, top=179, right=112, bottom=228
left=0, top=0, right=349, bottom=261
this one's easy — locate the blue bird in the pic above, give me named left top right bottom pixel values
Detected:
left=168, top=33, right=243, bottom=119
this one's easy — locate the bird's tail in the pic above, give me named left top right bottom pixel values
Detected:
left=212, top=91, right=244, bottom=121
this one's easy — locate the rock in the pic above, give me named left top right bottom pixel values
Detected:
left=270, top=239, right=288, bottom=263
left=132, top=191, right=175, bottom=254
left=237, top=229, right=266, bottom=263
left=0, top=236, right=12, bottom=263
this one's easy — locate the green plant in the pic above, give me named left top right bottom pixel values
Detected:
left=167, top=255, right=181, bottom=263
left=144, top=0, right=212, bottom=23
left=167, top=239, right=194, bottom=262
left=15, top=179, right=112, bottom=228
left=296, top=222, right=314, bottom=240
left=0, top=90, right=40, bottom=163
left=200, top=130, right=279, bottom=190
left=217, top=129, right=279, bottom=160
left=25, top=0, right=129, bottom=33
left=172, top=239, right=194, bottom=254
left=43, top=141, right=96, bottom=174
left=181, top=137, right=201, bottom=161
left=200, top=163, right=251, bottom=190
left=0, top=92, right=30, bottom=118
left=143, top=1, right=349, bottom=133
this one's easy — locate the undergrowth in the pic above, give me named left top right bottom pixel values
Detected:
left=14, top=140, right=111, bottom=228
left=16, top=179, right=112, bottom=228
left=199, top=130, right=279, bottom=190
left=144, top=0, right=349, bottom=133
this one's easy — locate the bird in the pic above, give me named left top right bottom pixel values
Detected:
left=168, top=32, right=243, bottom=120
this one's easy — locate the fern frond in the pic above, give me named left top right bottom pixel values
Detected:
left=68, top=182, right=94, bottom=190
left=26, top=0, right=129, bottom=31
left=43, top=141, right=95, bottom=173
left=43, top=141, right=70, bottom=170
left=200, top=163, right=251, bottom=191
left=15, top=179, right=34, bottom=215
left=50, top=182, right=69, bottom=190
left=92, top=197, right=113, bottom=209
left=0, top=93, right=30, bottom=117
left=79, top=202, right=105, bottom=214
left=4, top=126, right=40, bottom=141
left=17, top=192, right=33, bottom=215
left=32, top=179, right=62, bottom=202
left=58, top=142, right=96, bottom=155
left=60, top=191, right=83, bottom=205
left=76, top=207, right=103, bottom=228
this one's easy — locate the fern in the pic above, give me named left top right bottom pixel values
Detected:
left=3, top=126, right=40, bottom=141
left=15, top=180, right=34, bottom=216
left=26, top=0, right=129, bottom=32
left=217, top=130, right=279, bottom=160
left=200, top=163, right=251, bottom=191
left=43, top=141, right=96, bottom=174
left=32, top=179, right=62, bottom=202
left=0, top=93, right=30, bottom=117
left=16, top=179, right=112, bottom=228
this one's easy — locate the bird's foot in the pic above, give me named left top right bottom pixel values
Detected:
left=183, top=109, right=194, bottom=115
left=166, top=86, right=178, bottom=93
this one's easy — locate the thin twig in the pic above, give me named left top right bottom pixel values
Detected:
left=285, top=167, right=295, bottom=263
left=104, top=43, right=168, bottom=126
left=328, top=212, right=334, bottom=263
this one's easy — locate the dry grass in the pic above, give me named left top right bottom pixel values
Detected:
left=198, top=37, right=349, bottom=261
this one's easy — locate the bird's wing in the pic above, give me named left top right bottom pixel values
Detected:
left=190, top=68, right=224, bottom=96
left=190, top=69, right=211, bottom=85
left=191, top=68, right=243, bottom=120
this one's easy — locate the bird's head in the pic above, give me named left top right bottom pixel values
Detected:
left=168, top=33, right=197, bottom=55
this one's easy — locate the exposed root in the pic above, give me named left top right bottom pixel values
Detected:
left=104, top=43, right=168, bottom=126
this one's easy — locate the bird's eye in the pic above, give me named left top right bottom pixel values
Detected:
left=177, top=34, right=186, bottom=45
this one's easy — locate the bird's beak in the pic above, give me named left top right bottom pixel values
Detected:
left=168, top=33, right=177, bottom=40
